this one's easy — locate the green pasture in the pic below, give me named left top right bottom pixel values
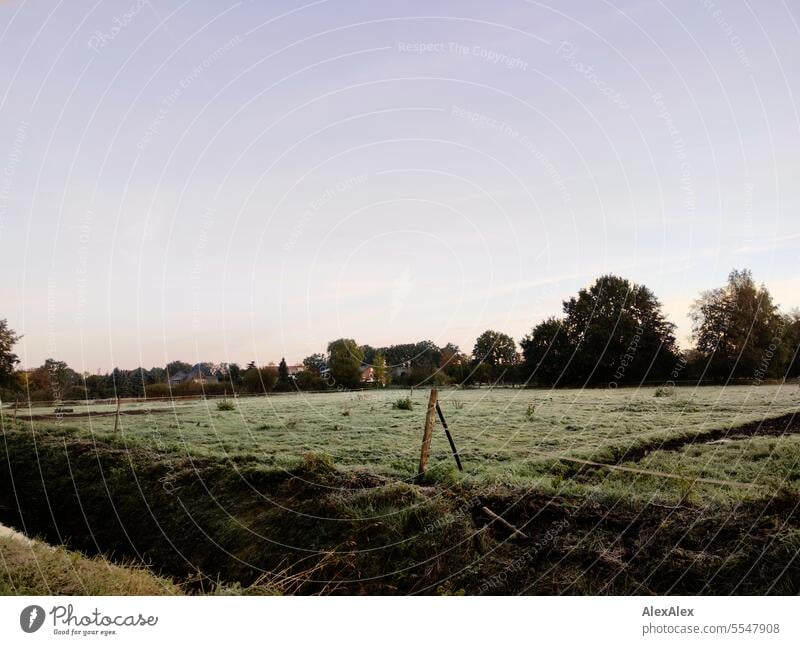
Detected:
left=9, top=384, right=799, bottom=503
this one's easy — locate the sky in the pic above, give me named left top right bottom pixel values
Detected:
left=1, top=0, right=798, bottom=372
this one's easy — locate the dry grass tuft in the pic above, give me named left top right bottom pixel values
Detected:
left=0, top=534, right=180, bottom=596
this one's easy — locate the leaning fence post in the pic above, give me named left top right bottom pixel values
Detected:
left=418, top=388, right=438, bottom=475
left=436, top=402, right=463, bottom=471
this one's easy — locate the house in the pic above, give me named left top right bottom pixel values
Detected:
left=167, top=370, right=188, bottom=386
left=168, top=364, right=220, bottom=386
left=287, top=364, right=304, bottom=377
left=185, top=364, right=220, bottom=384
left=360, top=366, right=375, bottom=383
left=391, top=361, right=411, bottom=379
left=313, top=366, right=377, bottom=384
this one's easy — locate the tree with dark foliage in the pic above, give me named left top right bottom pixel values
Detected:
left=521, top=275, right=678, bottom=386
left=302, top=353, right=327, bottom=375
left=327, top=338, right=364, bottom=389
left=0, top=319, right=20, bottom=391
left=472, top=330, right=517, bottom=383
left=277, top=358, right=290, bottom=389
left=520, top=317, right=573, bottom=385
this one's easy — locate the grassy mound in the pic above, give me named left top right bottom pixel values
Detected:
left=0, top=533, right=179, bottom=595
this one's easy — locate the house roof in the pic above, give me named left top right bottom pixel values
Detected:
left=188, top=364, right=218, bottom=377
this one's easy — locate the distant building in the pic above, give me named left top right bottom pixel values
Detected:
left=186, top=364, right=220, bottom=384
left=168, top=371, right=188, bottom=386
left=390, top=361, right=411, bottom=379
left=168, top=364, right=220, bottom=386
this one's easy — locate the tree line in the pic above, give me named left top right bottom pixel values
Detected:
left=1, top=269, right=798, bottom=401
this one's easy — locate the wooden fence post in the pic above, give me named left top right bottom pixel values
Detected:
left=417, top=388, right=438, bottom=475
left=113, top=397, right=121, bottom=432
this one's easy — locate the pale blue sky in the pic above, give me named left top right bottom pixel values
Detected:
left=1, top=0, right=798, bottom=371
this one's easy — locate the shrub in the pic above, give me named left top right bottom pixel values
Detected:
left=144, top=383, right=171, bottom=397
left=216, top=399, right=235, bottom=411
left=420, top=462, right=459, bottom=486
left=297, top=452, right=337, bottom=483
left=393, top=397, right=413, bottom=411
left=654, top=385, right=676, bottom=398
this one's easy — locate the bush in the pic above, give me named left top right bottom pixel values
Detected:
left=393, top=397, right=413, bottom=411
left=144, top=383, right=171, bottom=398
left=216, top=399, right=235, bottom=411
left=654, top=385, right=676, bottom=398
left=294, top=370, right=327, bottom=391
left=242, top=367, right=278, bottom=394
left=166, top=382, right=232, bottom=397
left=297, top=452, right=337, bottom=483
left=420, top=462, right=460, bottom=486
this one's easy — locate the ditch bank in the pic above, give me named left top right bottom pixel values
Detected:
left=1, top=425, right=799, bottom=594
left=562, top=412, right=800, bottom=471
left=621, top=412, right=800, bottom=461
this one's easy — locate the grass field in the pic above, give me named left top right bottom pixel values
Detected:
left=4, top=383, right=800, bottom=595
left=10, top=383, right=800, bottom=503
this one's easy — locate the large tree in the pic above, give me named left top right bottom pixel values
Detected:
left=359, top=345, right=377, bottom=365
left=0, top=319, right=20, bottom=390
left=783, top=310, right=800, bottom=379
left=520, top=317, right=574, bottom=385
left=379, top=341, right=441, bottom=370
left=440, top=343, right=469, bottom=383
left=166, top=360, right=192, bottom=378
left=302, top=353, right=327, bottom=375
left=522, top=275, right=678, bottom=386
left=226, top=363, right=242, bottom=387
left=691, top=269, right=784, bottom=380
left=381, top=343, right=417, bottom=366
left=472, top=330, right=517, bottom=367
left=565, top=275, right=677, bottom=383
left=327, top=338, right=364, bottom=389
left=472, top=330, right=517, bottom=383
